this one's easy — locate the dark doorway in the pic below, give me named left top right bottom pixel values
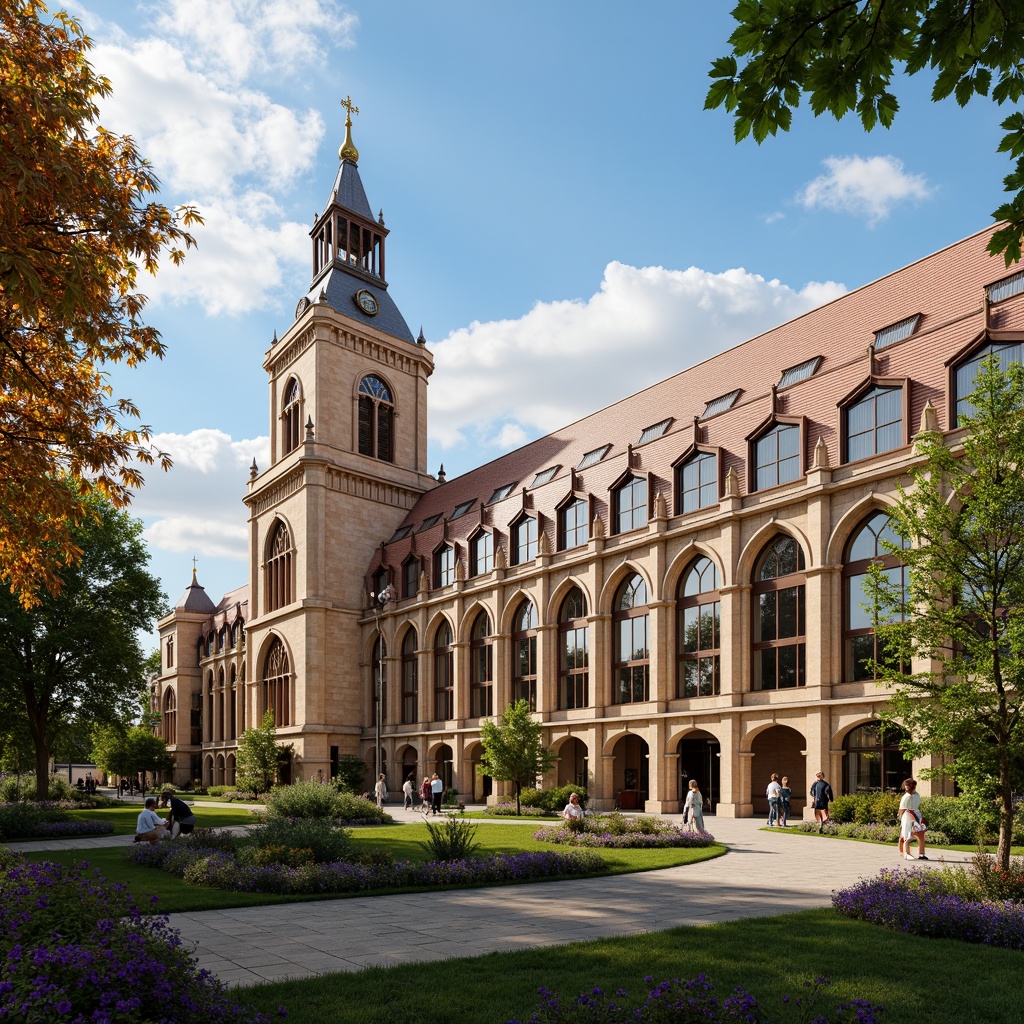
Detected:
left=678, top=732, right=720, bottom=814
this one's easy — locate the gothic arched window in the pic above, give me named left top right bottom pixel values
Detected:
left=283, top=377, right=301, bottom=455
left=753, top=535, right=806, bottom=689
left=358, top=375, right=394, bottom=462
left=613, top=573, right=649, bottom=703
left=265, top=520, right=294, bottom=612
left=470, top=612, right=493, bottom=718
left=263, top=636, right=291, bottom=727
left=512, top=600, right=538, bottom=710
left=401, top=629, right=418, bottom=724
left=434, top=622, right=454, bottom=720
left=677, top=557, right=721, bottom=697
left=559, top=587, right=589, bottom=709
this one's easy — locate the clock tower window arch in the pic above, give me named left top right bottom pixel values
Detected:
left=282, top=377, right=302, bottom=455
left=358, top=375, right=394, bottom=462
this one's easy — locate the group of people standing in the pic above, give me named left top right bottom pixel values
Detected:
left=765, top=771, right=834, bottom=828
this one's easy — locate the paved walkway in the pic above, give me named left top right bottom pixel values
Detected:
left=7, top=811, right=967, bottom=988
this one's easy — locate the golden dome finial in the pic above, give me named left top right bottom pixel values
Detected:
left=339, top=95, right=360, bottom=163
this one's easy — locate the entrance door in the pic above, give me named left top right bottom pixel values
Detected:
left=678, top=734, right=720, bottom=814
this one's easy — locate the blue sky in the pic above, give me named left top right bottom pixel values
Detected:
left=66, top=0, right=1007, bottom=633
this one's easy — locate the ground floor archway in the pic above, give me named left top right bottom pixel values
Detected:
left=611, top=735, right=648, bottom=809
left=557, top=737, right=589, bottom=790
left=434, top=743, right=454, bottom=792
left=751, top=725, right=805, bottom=819
left=677, top=731, right=719, bottom=814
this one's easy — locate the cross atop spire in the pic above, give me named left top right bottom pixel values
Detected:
left=339, top=95, right=360, bottom=163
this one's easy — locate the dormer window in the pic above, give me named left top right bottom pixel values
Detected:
left=874, top=314, right=921, bottom=350
left=434, top=544, right=455, bottom=588
left=778, top=357, right=821, bottom=389
left=577, top=445, right=610, bottom=471
left=511, top=514, right=538, bottom=565
left=754, top=423, right=801, bottom=490
left=987, top=269, right=1024, bottom=304
left=418, top=514, right=441, bottom=532
left=449, top=499, right=475, bottom=522
left=402, top=556, right=420, bottom=598
left=470, top=531, right=493, bottom=576
left=529, top=466, right=559, bottom=489
left=637, top=418, right=671, bottom=445
left=677, top=451, right=718, bottom=514
left=559, top=496, right=589, bottom=550
left=487, top=482, right=516, bottom=504
left=701, top=390, right=741, bottom=420
left=954, top=340, right=1023, bottom=424
left=844, top=385, right=903, bottom=462
left=613, top=475, right=647, bottom=534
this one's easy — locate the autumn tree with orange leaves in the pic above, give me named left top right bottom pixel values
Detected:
left=0, top=1, right=200, bottom=607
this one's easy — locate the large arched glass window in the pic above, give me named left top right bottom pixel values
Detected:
left=512, top=600, right=538, bottom=710
left=752, top=536, right=806, bottom=689
left=846, top=386, right=903, bottom=462
left=265, top=520, right=294, bottom=612
left=844, top=511, right=907, bottom=681
left=559, top=587, right=589, bottom=709
left=470, top=612, right=494, bottom=718
left=282, top=377, right=301, bottom=455
left=614, top=476, right=647, bottom=534
left=677, top=557, right=721, bottom=698
left=678, top=451, right=718, bottom=513
left=262, top=636, right=291, bottom=727
left=843, top=722, right=912, bottom=793
left=358, top=375, right=394, bottom=461
left=755, top=423, right=801, bottom=490
left=228, top=665, right=237, bottom=741
left=434, top=622, right=454, bottom=721
left=372, top=634, right=387, bottom=724
left=613, top=573, right=649, bottom=703
left=401, top=629, right=418, bottom=724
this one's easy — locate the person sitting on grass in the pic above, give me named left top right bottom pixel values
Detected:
left=134, top=797, right=169, bottom=844
left=166, top=791, right=197, bottom=838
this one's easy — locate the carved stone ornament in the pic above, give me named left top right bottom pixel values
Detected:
left=592, top=515, right=606, bottom=539
left=495, top=545, right=508, bottom=570
left=653, top=491, right=667, bottom=519
left=418, top=570, right=428, bottom=592
left=919, top=399, right=939, bottom=434
left=724, top=466, right=739, bottom=498
left=454, top=558, right=466, bottom=582
left=538, top=530, right=550, bottom=556
left=813, top=436, right=830, bottom=470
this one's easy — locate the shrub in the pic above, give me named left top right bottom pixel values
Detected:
left=484, top=803, right=553, bottom=817
left=0, top=800, right=43, bottom=838
left=267, top=779, right=341, bottom=819
left=535, top=813, right=716, bottom=849
left=207, top=785, right=238, bottom=797
left=519, top=784, right=589, bottom=813
left=828, top=791, right=900, bottom=824
left=793, top=820, right=951, bottom=845
left=420, top=815, right=480, bottom=860
left=0, top=859, right=279, bottom=1022
left=509, top=975, right=881, bottom=1024
left=333, top=790, right=393, bottom=823
left=251, top=816, right=354, bottom=864
left=919, top=795, right=1003, bottom=845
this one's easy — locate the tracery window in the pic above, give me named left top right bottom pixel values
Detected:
left=265, top=519, right=294, bottom=612
left=677, top=557, right=721, bottom=697
left=470, top=612, right=494, bottom=718
left=614, top=476, right=647, bottom=534
left=262, top=636, right=291, bottom=727
left=434, top=622, right=454, bottom=720
left=282, top=377, right=301, bottom=455
left=512, top=600, right=538, bottom=710
left=401, top=629, right=418, bottom=724
left=752, top=536, right=806, bottom=690
left=358, top=375, right=394, bottom=461
left=613, top=573, right=649, bottom=703
left=559, top=587, right=589, bottom=709
left=163, top=688, right=176, bottom=744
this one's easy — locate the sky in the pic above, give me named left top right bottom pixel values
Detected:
left=63, top=0, right=1009, bottom=640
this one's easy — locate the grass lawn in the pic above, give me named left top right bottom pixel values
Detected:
left=23, top=823, right=725, bottom=913
left=64, top=804, right=260, bottom=835
left=763, top=826, right=1024, bottom=857
left=240, top=907, right=1021, bottom=1024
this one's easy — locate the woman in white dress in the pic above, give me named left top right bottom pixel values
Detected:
left=898, top=777, right=927, bottom=860
left=684, top=779, right=704, bottom=832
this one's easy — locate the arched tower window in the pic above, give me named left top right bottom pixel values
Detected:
left=265, top=520, right=294, bottom=612
left=282, top=377, right=301, bottom=455
left=434, top=622, right=454, bottom=721
left=358, top=375, right=394, bottom=462
left=752, top=535, right=806, bottom=689
left=613, top=573, right=649, bottom=703
left=559, top=587, right=589, bottom=709
left=470, top=612, right=493, bottom=718
left=677, top=557, right=721, bottom=698
left=163, top=688, right=177, bottom=745
left=262, top=636, right=291, bottom=727
left=512, top=600, right=538, bottom=710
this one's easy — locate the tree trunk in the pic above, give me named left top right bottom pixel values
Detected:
left=515, top=780, right=521, bottom=816
left=997, top=758, right=1013, bottom=871
left=34, top=742, right=50, bottom=801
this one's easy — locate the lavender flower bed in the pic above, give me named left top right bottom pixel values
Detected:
left=534, top=813, right=715, bottom=849
left=833, top=868, right=1024, bottom=949
left=0, top=800, right=113, bottom=840
left=795, top=821, right=951, bottom=845
left=0, top=857, right=281, bottom=1022
left=31, top=819, right=115, bottom=837
left=129, top=840, right=604, bottom=894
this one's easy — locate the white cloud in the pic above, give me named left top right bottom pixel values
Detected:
left=799, top=155, right=932, bottom=225
left=133, top=429, right=269, bottom=560
left=429, top=261, right=846, bottom=450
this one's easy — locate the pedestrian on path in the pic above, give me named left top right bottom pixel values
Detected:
left=402, top=774, right=414, bottom=810
left=419, top=776, right=431, bottom=813
left=684, top=779, right=704, bottom=832
left=810, top=771, right=834, bottom=831
left=779, top=776, right=791, bottom=826
left=898, top=777, right=928, bottom=860
left=374, top=773, right=388, bottom=809
left=766, top=774, right=783, bottom=826
left=430, top=773, right=443, bottom=814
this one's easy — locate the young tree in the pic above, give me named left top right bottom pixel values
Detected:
left=0, top=490, right=165, bottom=799
left=478, top=699, right=556, bottom=815
left=868, top=357, right=1024, bottom=868
left=332, top=754, right=367, bottom=794
left=235, top=711, right=292, bottom=797
left=92, top=724, right=173, bottom=796
left=706, top=2, right=1024, bottom=263
left=0, top=2, right=200, bottom=608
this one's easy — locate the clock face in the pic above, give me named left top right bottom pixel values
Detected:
left=355, top=289, right=379, bottom=316
left=294, top=296, right=310, bottom=318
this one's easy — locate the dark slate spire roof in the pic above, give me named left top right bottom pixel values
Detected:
left=327, top=160, right=373, bottom=221
left=175, top=569, right=217, bottom=614
left=304, top=269, right=414, bottom=342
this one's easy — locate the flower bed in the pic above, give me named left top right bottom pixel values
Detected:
left=0, top=800, right=113, bottom=840
left=832, top=867, right=1024, bottom=950
left=129, top=835, right=605, bottom=894
left=0, top=856, right=281, bottom=1022
left=483, top=803, right=555, bottom=817
left=534, top=812, right=715, bottom=848
left=793, top=820, right=951, bottom=845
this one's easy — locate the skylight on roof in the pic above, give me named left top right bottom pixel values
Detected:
left=417, top=514, right=441, bottom=532
left=987, top=269, right=1024, bottom=304
left=487, top=483, right=516, bottom=504
left=701, top=390, right=741, bottom=419
left=577, top=444, right=611, bottom=471
left=448, top=500, right=475, bottom=521
left=874, top=314, right=921, bottom=350
left=778, top=357, right=822, bottom=389
left=529, top=466, right=559, bottom=489
left=388, top=525, right=412, bottom=543
left=638, top=418, right=672, bottom=445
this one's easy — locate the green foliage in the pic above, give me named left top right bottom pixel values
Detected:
left=235, top=711, right=291, bottom=796
left=0, top=774, right=79, bottom=803
left=918, top=795, right=1024, bottom=845
left=479, top=699, right=556, bottom=815
left=520, top=784, right=589, bottom=813
left=331, top=754, right=367, bottom=793
left=267, top=779, right=343, bottom=819
left=865, top=359, right=1024, bottom=867
left=205, top=785, right=236, bottom=797
left=332, top=791, right=393, bottom=823
left=92, top=724, right=173, bottom=790
left=249, top=817, right=354, bottom=864
left=828, top=792, right=901, bottom=825
left=707, top=1, right=1024, bottom=263
left=419, top=815, right=480, bottom=861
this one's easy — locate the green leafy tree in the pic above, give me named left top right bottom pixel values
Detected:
left=92, top=724, right=172, bottom=796
left=236, top=711, right=292, bottom=797
left=332, top=754, right=367, bottom=794
left=707, top=1, right=1024, bottom=263
left=478, top=699, right=556, bottom=815
left=867, top=357, right=1024, bottom=869
left=0, top=489, right=165, bottom=799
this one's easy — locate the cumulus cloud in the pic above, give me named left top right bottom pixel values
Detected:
left=799, top=155, right=932, bottom=225
left=78, top=0, right=358, bottom=314
left=133, top=429, right=269, bottom=560
left=429, top=262, right=846, bottom=450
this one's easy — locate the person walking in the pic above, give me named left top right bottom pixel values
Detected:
left=684, top=779, right=704, bottom=832
left=419, top=776, right=431, bottom=813
left=898, top=777, right=928, bottom=860
left=810, top=771, right=834, bottom=831
left=374, top=773, right=388, bottom=809
left=766, top=774, right=783, bottom=826
left=779, top=776, right=792, bottom=826
left=402, top=774, right=415, bottom=810
left=429, top=773, right=444, bottom=814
